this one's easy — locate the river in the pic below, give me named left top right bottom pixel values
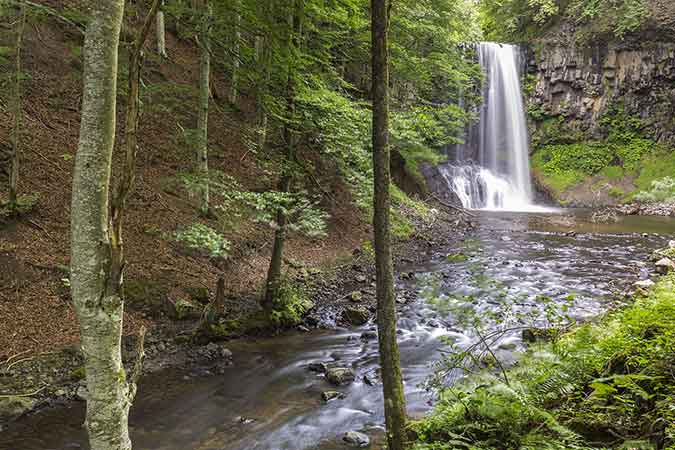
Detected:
left=2, top=209, right=674, bottom=450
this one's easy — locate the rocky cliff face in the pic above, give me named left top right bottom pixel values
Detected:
left=526, top=23, right=675, bottom=144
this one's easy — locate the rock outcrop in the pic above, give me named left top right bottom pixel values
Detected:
left=526, top=21, right=675, bottom=145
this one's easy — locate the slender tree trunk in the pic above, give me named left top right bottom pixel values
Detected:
left=110, top=0, right=161, bottom=298
left=228, top=0, right=241, bottom=105
left=255, top=0, right=273, bottom=151
left=263, top=0, right=303, bottom=310
left=195, top=0, right=211, bottom=215
left=9, top=0, right=26, bottom=207
left=371, top=0, right=407, bottom=449
left=70, top=2, right=132, bottom=450
left=156, top=0, right=167, bottom=58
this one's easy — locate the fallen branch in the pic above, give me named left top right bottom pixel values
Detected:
left=0, top=385, right=48, bottom=398
left=430, top=194, right=476, bottom=217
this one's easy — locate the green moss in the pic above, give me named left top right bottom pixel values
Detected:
left=598, top=165, right=624, bottom=179
left=123, top=278, right=168, bottom=315
left=397, top=144, right=447, bottom=194
left=446, top=252, right=469, bottom=263
left=69, top=366, right=86, bottom=381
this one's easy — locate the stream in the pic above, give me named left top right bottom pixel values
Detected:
left=3, top=210, right=674, bottom=450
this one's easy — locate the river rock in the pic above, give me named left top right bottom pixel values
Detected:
left=349, top=291, right=364, bottom=302
left=522, top=327, right=556, bottom=343
left=633, top=279, right=655, bottom=290
left=326, top=367, right=355, bottom=386
left=75, top=384, right=88, bottom=401
left=360, top=330, right=377, bottom=341
left=343, top=431, right=370, bottom=448
left=355, top=274, right=368, bottom=283
left=0, top=396, right=36, bottom=421
left=321, top=391, right=345, bottom=402
left=655, top=258, right=675, bottom=275
left=342, top=306, right=369, bottom=325
left=308, top=362, right=328, bottom=373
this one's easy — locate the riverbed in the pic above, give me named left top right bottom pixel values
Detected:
left=2, top=209, right=674, bottom=450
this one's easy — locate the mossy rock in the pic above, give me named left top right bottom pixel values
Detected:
left=193, top=319, right=242, bottom=344
left=124, top=278, right=168, bottom=317
left=446, top=252, right=469, bottom=263
left=342, top=306, right=370, bottom=326
left=171, top=298, right=201, bottom=320
left=69, top=366, right=86, bottom=381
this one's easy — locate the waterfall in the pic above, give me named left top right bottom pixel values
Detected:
left=443, top=42, right=539, bottom=211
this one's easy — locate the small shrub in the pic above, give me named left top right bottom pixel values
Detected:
left=174, top=223, right=230, bottom=258
left=635, top=177, right=675, bottom=203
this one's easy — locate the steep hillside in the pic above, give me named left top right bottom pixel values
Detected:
left=0, top=9, right=371, bottom=358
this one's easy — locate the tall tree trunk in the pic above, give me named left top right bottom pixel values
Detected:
left=156, top=0, right=167, bottom=58
left=254, top=0, right=273, bottom=151
left=263, top=0, right=303, bottom=309
left=70, top=2, right=132, bottom=450
left=228, top=0, right=241, bottom=105
left=110, top=0, right=161, bottom=302
left=195, top=0, right=211, bottom=215
left=371, top=0, right=407, bottom=449
left=9, top=0, right=26, bottom=207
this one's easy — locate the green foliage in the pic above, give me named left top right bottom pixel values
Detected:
left=174, top=223, right=231, bottom=258
left=267, top=277, right=314, bottom=327
left=414, top=274, right=675, bottom=449
left=635, top=177, right=675, bottom=203
left=479, top=0, right=649, bottom=41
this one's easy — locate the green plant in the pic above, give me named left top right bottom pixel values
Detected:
left=635, top=177, right=675, bottom=203
left=174, top=223, right=230, bottom=258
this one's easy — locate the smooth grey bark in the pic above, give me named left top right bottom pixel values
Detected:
left=195, top=0, right=211, bottom=214
left=156, top=0, right=167, bottom=58
left=9, top=0, right=26, bottom=207
left=70, top=2, right=134, bottom=450
left=371, top=0, right=407, bottom=449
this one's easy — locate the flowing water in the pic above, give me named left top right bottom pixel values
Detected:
left=443, top=42, right=538, bottom=211
left=3, top=210, right=675, bottom=450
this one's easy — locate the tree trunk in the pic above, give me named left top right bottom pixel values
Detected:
left=371, top=0, right=407, bottom=449
left=70, top=2, right=131, bottom=450
left=196, top=0, right=211, bottom=215
left=254, top=0, right=273, bottom=151
left=9, top=0, right=26, bottom=207
left=263, top=0, right=302, bottom=310
left=228, top=0, right=241, bottom=105
left=156, top=0, right=167, bottom=58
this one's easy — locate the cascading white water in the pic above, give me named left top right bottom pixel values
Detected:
left=445, top=42, right=539, bottom=211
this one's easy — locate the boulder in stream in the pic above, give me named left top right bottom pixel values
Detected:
left=326, top=367, right=355, bottom=386
left=321, top=391, right=345, bottom=402
left=655, top=258, right=675, bottom=275
left=633, top=279, right=655, bottom=290
left=343, top=431, right=370, bottom=448
left=342, top=306, right=369, bottom=325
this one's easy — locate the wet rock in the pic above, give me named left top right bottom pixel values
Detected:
left=195, top=342, right=233, bottom=360
left=498, top=342, right=518, bottom=351
left=321, top=391, right=345, bottom=402
left=633, top=279, right=655, bottom=290
left=297, top=325, right=310, bottom=332
left=343, top=431, right=370, bottom=448
left=655, top=258, right=675, bottom=275
left=326, top=367, right=356, bottom=386
left=355, top=275, right=368, bottom=283
left=522, top=327, right=557, bottom=343
left=360, top=330, right=377, bottom=341
left=0, top=396, right=35, bottom=421
left=500, top=235, right=511, bottom=241
left=308, top=362, right=329, bottom=373
left=363, top=372, right=380, bottom=386
left=349, top=291, right=364, bottom=302
left=342, top=306, right=369, bottom=325
left=669, top=240, right=675, bottom=249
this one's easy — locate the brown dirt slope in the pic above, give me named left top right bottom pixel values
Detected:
left=0, top=4, right=367, bottom=359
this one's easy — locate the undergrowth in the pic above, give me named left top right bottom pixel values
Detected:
left=411, top=272, right=675, bottom=450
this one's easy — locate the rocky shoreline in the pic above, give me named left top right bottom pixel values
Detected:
left=614, top=201, right=675, bottom=217
left=0, top=203, right=471, bottom=428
